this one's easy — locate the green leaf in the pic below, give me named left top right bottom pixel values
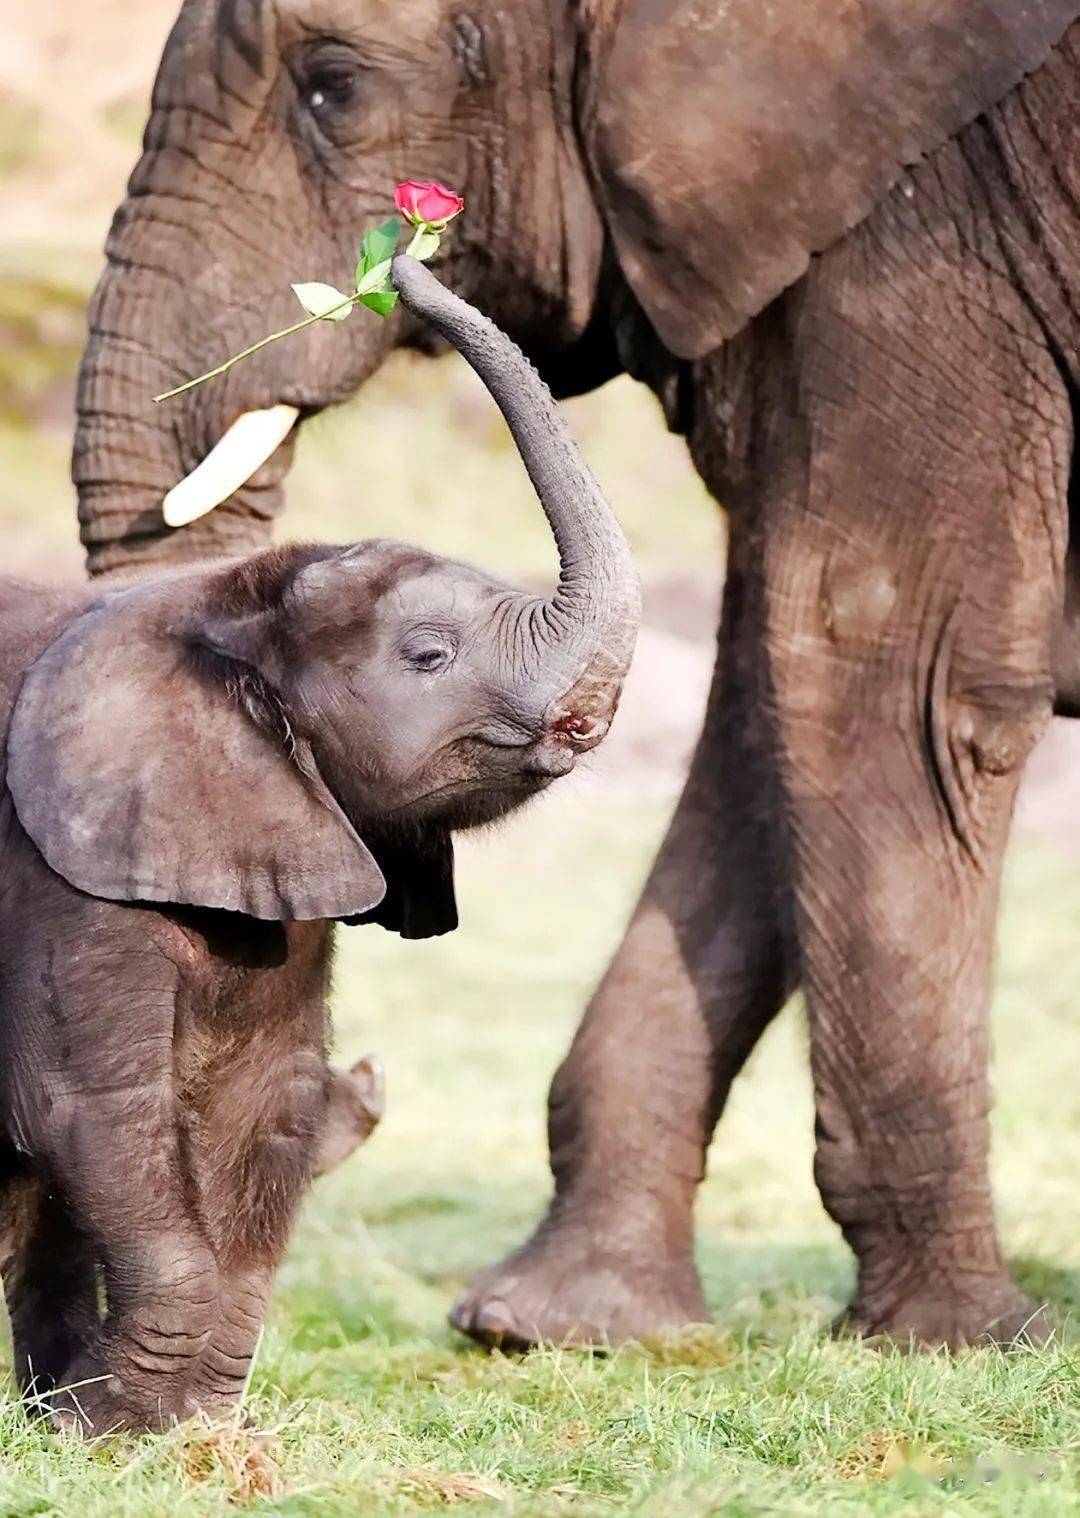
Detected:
left=359, top=289, right=399, bottom=317
left=408, top=229, right=440, bottom=263
left=355, top=217, right=401, bottom=283
left=291, top=282, right=352, bottom=320
left=354, top=257, right=393, bottom=296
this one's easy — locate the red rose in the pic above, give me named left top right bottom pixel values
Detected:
left=394, top=179, right=464, bottom=228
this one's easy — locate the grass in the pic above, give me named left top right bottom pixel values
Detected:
left=0, top=91, right=43, bottom=179
left=0, top=797, right=1076, bottom=1516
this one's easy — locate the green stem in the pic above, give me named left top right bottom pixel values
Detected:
left=153, top=311, right=337, bottom=403
left=152, top=257, right=394, bottom=404
left=406, top=224, right=440, bottom=257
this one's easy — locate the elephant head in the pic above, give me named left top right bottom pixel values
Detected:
left=74, top=0, right=1079, bottom=574
left=15, top=258, right=639, bottom=930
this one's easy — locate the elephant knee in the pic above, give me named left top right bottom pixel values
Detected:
left=926, top=620, right=1052, bottom=855
left=127, top=1235, right=220, bottom=1320
left=108, top=1235, right=221, bottom=1378
left=948, top=688, right=1050, bottom=779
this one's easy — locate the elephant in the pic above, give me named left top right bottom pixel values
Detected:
left=73, top=0, right=1080, bottom=1351
left=311, top=1053, right=384, bottom=1178
left=0, top=258, right=639, bottom=1432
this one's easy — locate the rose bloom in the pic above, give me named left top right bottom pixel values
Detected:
left=394, top=179, right=464, bottom=227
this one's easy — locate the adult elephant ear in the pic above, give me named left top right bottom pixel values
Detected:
left=7, top=578, right=387, bottom=923
left=587, top=0, right=1080, bottom=358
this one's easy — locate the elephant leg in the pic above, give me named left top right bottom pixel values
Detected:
left=452, top=529, right=797, bottom=1347
left=0, top=1174, right=100, bottom=1397
left=1050, top=472, right=1080, bottom=716
left=182, top=1044, right=329, bottom=1415
left=182, top=1262, right=274, bottom=1419
left=755, top=171, right=1067, bottom=1346
left=43, top=1088, right=221, bottom=1434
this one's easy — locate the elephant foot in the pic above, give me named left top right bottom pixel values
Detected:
left=836, top=1275, right=1052, bottom=1351
left=51, top=1375, right=188, bottom=1436
left=450, top=1219, right=708, bottom=1349
left=49, top=1349, right=206, bottom=1436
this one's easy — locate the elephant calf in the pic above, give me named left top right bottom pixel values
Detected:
left=0, top=259, right=639, bottom=1433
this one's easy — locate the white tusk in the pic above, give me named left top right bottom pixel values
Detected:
left=162, top=404, right=299, bottom=528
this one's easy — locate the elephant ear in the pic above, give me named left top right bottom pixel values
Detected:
left=345, top=829, right=458, bottom=940
left=589, top=0, right=1080, bottom=357
left=7, top=583, right=387, bottom=923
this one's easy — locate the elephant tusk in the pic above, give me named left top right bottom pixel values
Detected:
left=161, top=404, right=300, bottom=528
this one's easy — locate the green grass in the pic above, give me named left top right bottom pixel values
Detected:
left=0, top=800, right=1076, bottom=1516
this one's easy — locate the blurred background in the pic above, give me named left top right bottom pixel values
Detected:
left=2, top=0, right=1078, bottom=1427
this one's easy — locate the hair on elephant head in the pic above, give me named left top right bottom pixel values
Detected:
left=16, top=258, right=640, bottom=934
left=74, top=0, right=1078, bottom=572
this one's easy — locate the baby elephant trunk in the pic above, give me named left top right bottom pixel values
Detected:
left=390, top=256, right=641, bottom=740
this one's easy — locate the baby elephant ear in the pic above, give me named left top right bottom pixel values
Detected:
left=590, top=0, right=1078, bottom=357
left=8, top=583, right=386, bottom=922
left=347, top=829, right=458, bottom=940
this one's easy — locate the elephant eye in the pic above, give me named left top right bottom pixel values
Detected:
left=402, top=639, right=455, bottom=674
left=294, top=44, right=365, bottom=118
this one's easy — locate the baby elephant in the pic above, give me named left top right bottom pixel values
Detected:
left=0, top=258, right=639, bottom=1433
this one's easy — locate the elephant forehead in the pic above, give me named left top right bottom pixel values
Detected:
left=382, top=561, right=504, bottom=619
left=273, top=0, right=448, bottom=42
left=204, top=0, right=452, bottom=73
left=298, top=551, right=500, bottom=635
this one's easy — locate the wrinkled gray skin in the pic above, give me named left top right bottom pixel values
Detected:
left=76, top=0, right=1080, bottom=1350
left=0, top=262, right=637, bottom=1432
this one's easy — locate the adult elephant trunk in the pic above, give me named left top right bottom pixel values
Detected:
left=74, top=231, right=304, bottom=578
left=391, top=255, right=640, bottom=726
left=71, top=99, right=387, bottom=581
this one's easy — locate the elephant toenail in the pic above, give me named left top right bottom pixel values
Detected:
left=474, top=1301, right=520, bottom=1342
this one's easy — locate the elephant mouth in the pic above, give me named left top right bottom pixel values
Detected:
left=381, top=767, right=561, bottom=830
left=380, top=728, right=604, bottom=832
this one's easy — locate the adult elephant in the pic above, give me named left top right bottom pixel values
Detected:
left=75, top=0, right=1080, bottom=1349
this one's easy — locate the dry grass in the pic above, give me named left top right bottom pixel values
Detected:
left=389, top=1467, right=510, bottom=1506
left=167, top=1416, right=285, bottom=1506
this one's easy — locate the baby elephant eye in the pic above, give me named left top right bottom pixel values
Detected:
left=405, top=644, right=454, bottom=674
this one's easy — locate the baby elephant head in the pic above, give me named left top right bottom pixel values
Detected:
left=8, top=260, right=640, bottom=936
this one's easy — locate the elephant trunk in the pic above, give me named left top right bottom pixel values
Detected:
left=391, top=255, right=641, bottom=731
left=74, top=203, right=298, bottom=578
